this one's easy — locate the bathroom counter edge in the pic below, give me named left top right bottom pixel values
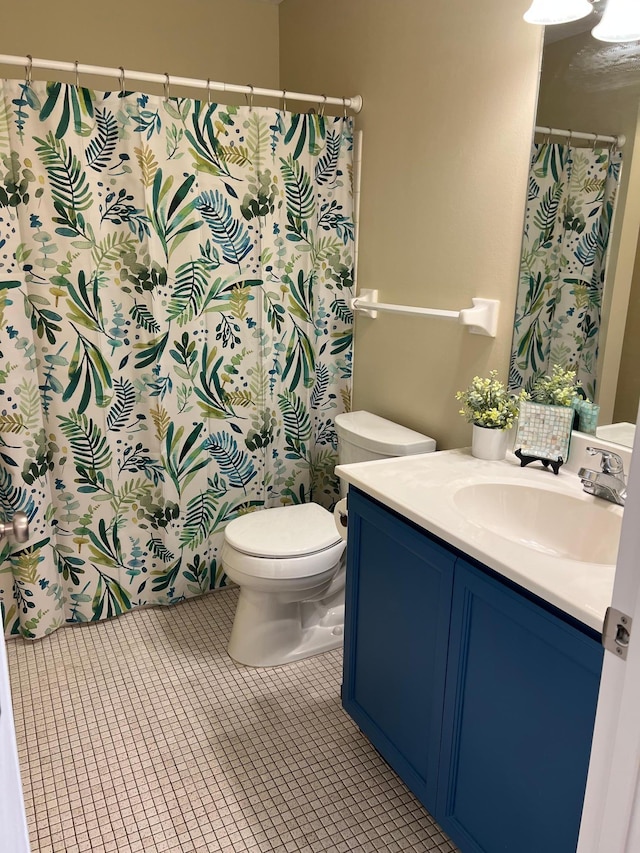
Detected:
left=336, top=448, right=619, bottom=633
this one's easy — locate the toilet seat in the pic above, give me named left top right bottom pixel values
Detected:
left=222, top=411, right=436, bottom=667
left=223, top=503, right=344, bottom=579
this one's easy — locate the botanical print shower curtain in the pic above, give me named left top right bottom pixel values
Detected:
left=510, top=142, right=621, bottom=400
left=0, top=80, right=354, bottom=639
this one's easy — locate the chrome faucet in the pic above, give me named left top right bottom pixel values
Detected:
left=578, top=447, right=627, bottom=507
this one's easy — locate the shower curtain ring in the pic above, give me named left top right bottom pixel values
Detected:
left=281, top=89, right=287, bottom=112
left=25, top=54, right=33, bottom=86
left=206, top=78, right=211, bottom=106
left=245, top=84, right=254, bottom=112
left=567, top=129, right=573, bottom=147
left=119, top=66, right=126, bottom=95
left=164, top=72, right=170, bottom=102
left=74, top=60, right=79, bottom=89
left=319, top=94, right=327, bottom=118
left=342, top=97, right=348, bottom=119
left=592, top=133, right=599, bottom=151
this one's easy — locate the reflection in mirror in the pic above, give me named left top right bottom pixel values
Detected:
left=510, top=13, right=640, bottom=448
left=510, top=137, right=621, bottom=399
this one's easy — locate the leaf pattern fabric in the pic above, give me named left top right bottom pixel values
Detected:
left=509, top=142, right=621, bottom=400
left=0, top=81, right=354, bottom=639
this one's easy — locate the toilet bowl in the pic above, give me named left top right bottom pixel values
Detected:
left=222, top=503, right=346, bottom=667
left=222, top=411, right=436, bottom=667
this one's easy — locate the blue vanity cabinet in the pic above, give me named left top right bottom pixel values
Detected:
left=342, top=488, right=604, bottom=853
left=438, top=558, right=603, bottom=853
left=342, top=487, right=455, bottom=814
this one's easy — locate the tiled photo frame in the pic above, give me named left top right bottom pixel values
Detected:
left=515, top=401, right=573, bottom=463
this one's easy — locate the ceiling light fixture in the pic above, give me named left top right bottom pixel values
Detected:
left=592, top=0, right=640, bottom=42
left=523, top=0, right=593, bottom=26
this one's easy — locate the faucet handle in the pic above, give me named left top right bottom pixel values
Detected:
left=586, top=446, right=625, bottom=476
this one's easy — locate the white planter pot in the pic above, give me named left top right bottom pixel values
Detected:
left=472, top=424, right=509, bottom=461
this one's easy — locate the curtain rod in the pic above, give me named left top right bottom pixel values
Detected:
left=535, top=125, right=625, bottom=148
left=0, top=54, right=363, bottom=114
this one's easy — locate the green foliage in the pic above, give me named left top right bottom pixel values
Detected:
left=315, top=131, right=341, bottom=185
left=64, top=329, right=112, bottom=412
left=204, top=432, right=256, bottom=491
left=85, top=108, right=118, bottom=172
left=240, top=169, right=277, bottom=221
left=162, top=422, right=208, bottom=496
left=120, top=251, right=167, bottom=293
left=147, top=170, right=201, bottom=259
left=179, top=490, right=219, bottom=549
left=106, top=379, right=136, bottom=431
left=185, top=101, right=240, bottom=178
left=91, top=568, right=132, bottom=620
left=21, top=428, right=58, bottom=485
left=0, top=80, right=355, bottom=639
left=194, top=190, right=252, bottom=267
left=58, top=410, right=113, bottom=470
left=35, top=131, right=93, bottom=212
left=281, top=154, right=315, bottom=223
left=39, top=82, right=94, bottom=138
left=279, top=389, right=312, bottom=459
left=0, top=151, right=41, bottom=207
left=531, top=364, right=582, bottom=407
left=456, top=371, right=526, bottom=430
left=511, top=141, right=620, bottom=399
left=282, top=324, right=315, bottom=389
left=24, top=292, right=63, bottom=344
left=195, top=343, right=237, bottom=419
left=53, top=545, right=85, bottom=586
left=167, top=256, right=220, bottom=325
left=244, top=111, right=269, bottom=171
left=284, top=113, right=326, bottom=159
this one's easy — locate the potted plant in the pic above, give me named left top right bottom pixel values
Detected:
left=530, top=364, right=581, bottom=407
left=456, top=370, right=526, bottom=460
left=530, top=364, right=600, bottom=432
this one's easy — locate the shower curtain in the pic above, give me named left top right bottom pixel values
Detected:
left=0, top=80, right=354, bottom=639
left=510, top=141, right=621, bottom=400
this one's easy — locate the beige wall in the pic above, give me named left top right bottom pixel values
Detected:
left=537, top=32, right=640, bottom=426
left=280, top=0, right=542, bottom=449
left=1, top=0, right=543, bottom=450
left=615, top=236, right=640, bottom=424
left=0, top=0, right=280, bottom=99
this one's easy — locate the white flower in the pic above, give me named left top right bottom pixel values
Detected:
left=456, top=370, right=526, bottom=431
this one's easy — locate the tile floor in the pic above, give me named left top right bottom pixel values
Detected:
left=7, top=589, right=459, bottom=853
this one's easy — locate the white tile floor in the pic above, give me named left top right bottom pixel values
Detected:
left=7, top=589, right=459, bottom=853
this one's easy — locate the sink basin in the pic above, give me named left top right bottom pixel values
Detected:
left=454, top=482, right=622, bottom=565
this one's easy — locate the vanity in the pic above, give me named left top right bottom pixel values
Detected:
left=337, top=448, right=623, bottom=853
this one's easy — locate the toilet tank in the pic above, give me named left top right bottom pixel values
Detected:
left=334, top=411, right=436, bottom=466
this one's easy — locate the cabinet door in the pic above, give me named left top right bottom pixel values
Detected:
left=342, top=489, right=454, bottom=812
left=438, top=559, right=603, bottom=853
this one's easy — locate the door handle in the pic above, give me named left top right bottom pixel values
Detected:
left=0, top=512, right=29, bottom=543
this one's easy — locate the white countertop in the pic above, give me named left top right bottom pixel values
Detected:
left=337, top=449, right=622, bottom=632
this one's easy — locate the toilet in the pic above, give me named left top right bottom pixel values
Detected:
left=222, top=411, right=436, bottom=667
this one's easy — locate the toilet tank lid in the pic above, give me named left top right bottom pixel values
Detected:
left=334, top=411, right=436, bottom=456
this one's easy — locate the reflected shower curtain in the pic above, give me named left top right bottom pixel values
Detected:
left=510, top=142, right=621, bottom=400
left=0, top=81, right=354, bottom=639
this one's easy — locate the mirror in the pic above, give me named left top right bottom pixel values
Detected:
left=512, top=12, right=640, bottom=448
